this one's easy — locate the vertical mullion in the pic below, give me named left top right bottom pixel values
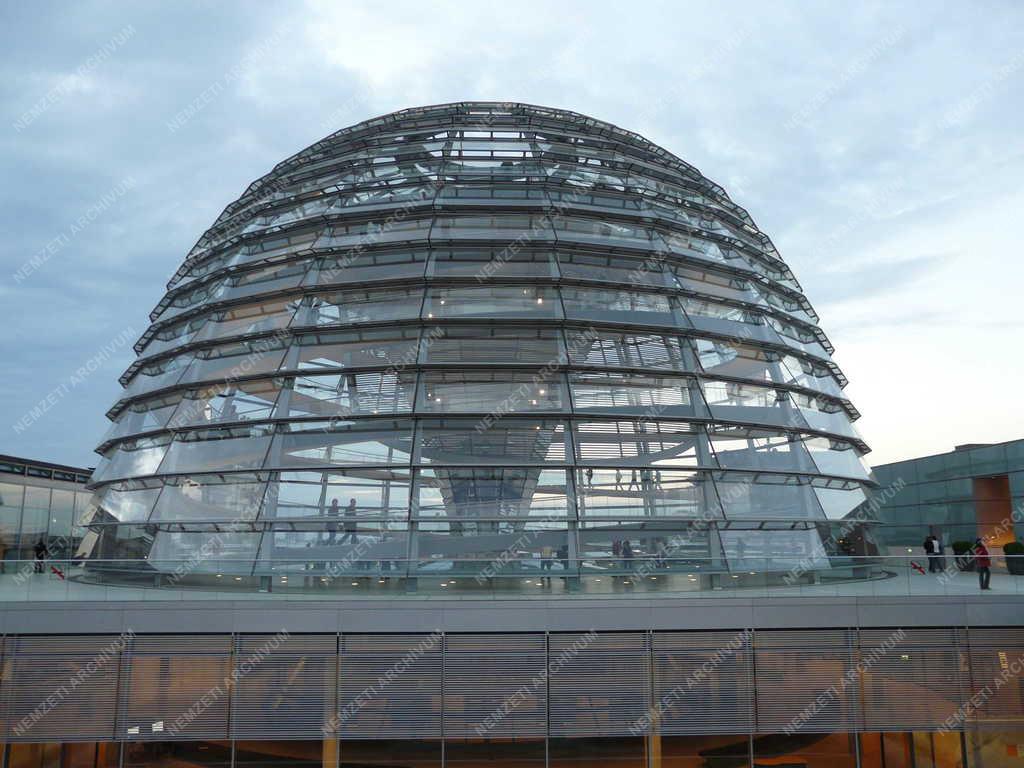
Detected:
left=545, top=631, right=551, bottom=768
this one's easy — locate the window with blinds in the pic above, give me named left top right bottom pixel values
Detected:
left=0, top=626, right=1013, bottom=741
left=229, top=634, right=336, bottom=739
left=337, top=633, right=442, bottom=738
left=653, top=630, right=754, bottom=734
left=443, top=633, right=548, bottom=738
left=548, top=632, right=650, bottom=737
left=754, top=629, right=861, bottom=733
left=2, top=635, right=123, bottom=742
left=965, top=627, right=1024, bottom=730
left=859, top=628, right=966, bottom=732
left=117, top=635, right=232, bottom=741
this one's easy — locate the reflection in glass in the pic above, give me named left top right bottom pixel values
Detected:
left=562, top=286, right=679, bottom=326
left=309, top=249, right=427, bottom=284
left=415, top=468, right=569, bottom=519
left=178, top=338, right=287, bottom=387
left=714, top=472, right=825, bottom=520
left=752, top=732, right=857, bottom=768
left=168, top=381, right=282, bottom=428
left=149, top=474, right=266, bottom=522
left=157, top=427, right=274, bottom=474
left=79, top=481, right=163, bottom=525
left=104, top=393, right=182, bottom=443
left=708, top=426, right=816, bottom=474
left=92, top=435, right=172, bottom=484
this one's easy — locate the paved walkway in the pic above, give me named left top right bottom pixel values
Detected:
left=0, top=565, right=1018, bottom=602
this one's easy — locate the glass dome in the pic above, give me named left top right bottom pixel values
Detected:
left=80, top=102, right=879, bottom=593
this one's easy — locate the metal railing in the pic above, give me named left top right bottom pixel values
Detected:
left=0, top=553, right=1017, bottom=601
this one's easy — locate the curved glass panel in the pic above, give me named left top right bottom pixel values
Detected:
left=285, top=370, right=416, bottom=418
left=423, top=326, right=564, bottom=366
left=562, top=286, right=681, bottom=326
left=569, top=372, right=698, bottom=418
left=149, top=474, right=267, bottom=522
left=423, top=285, right=560, bottom=320
left=304, top=287, right=422, bottom=327
left=576, top=468, right=721, bottom=519
left=427, top=249, right=556, bottom=280
left=168, top=380, right=283, bottom=428
left=293, top=327, right=420, bottom=372
left=707, top=426, right=817, bottom=474
left=177, top=338, right=288, bottom=387
left=573, top=420, right=704, bottom=468
left=79, top=481, right=163, bottom=525
left=416, top=418, right=569, bottom=465
left=269, top=418, right=414, bottom=468
left=157, top=426, right=274, bottom=474
left=266, top=469, right=412, bottom=521
left=103, top=393, right=182, bottom=444
left=566, top=329, right=693, bottom=372
left=714, top=472, right=826, bottom=520
left=414, top=468, right=569, bottom=519
left=92, top=435, right=172, bottom=484
left=418, top=371, right=564, bottom=414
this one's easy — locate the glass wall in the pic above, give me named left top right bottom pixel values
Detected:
left=0, top=476, right=91, bottom=562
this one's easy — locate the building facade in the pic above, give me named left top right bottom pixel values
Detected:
left=872, top=439, right=1023, bottom=552
left=1, top=104, right=1021, bottom=768
left=0, top=455, right=92, bottom=564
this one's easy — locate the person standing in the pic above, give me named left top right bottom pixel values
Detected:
left=621, top=539, right=634, bottom=572
left=923, top=535, right=939, bottom=573
left=33, top=538, right=48, bottom=573
left=557, top=543, right=569, bottom=575
left=974, top=538, right=991, bottom=590
left=341, top=498, right=358, bottom=544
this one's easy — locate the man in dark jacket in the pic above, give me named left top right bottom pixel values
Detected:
left=924, top=535, right=939, bottom=572
left=33, top=539, right=48, bottom=573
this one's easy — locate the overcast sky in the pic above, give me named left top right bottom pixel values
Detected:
left=1, top=0, right=1022, bottom=470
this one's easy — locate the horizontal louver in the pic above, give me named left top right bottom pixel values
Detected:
left=117, top=635, right=232, bottom=740
left=654, top=630, right=753, bottom=734
left=0, top=626, right=1017, bottom=740
left=966, top=628, right=1024, bottom=730
left=443, top=633, right=547, bottom=738
left=754, top=629, right=860, bottom=733
left=548, top=632, right=650, bottom=737
left=1, top=635, right=124, bottom=741
left=859, top=628, right=965, bottom=732
left=338, top=633, right=442, bottom=738
left=229, top=634, right=336, bottom=739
